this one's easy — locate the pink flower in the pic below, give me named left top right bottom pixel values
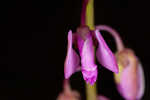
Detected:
left=96, top=25, right=145, bottom=100
left=57, top=80, right=80, bottom=100
left=115, top=49, right=145, bottom=100
left=64, top=26, right=118, bottom=85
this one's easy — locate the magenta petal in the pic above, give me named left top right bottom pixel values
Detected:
left=77, top=35, right=84, bottom=56
left=119, top=60, right=145, bottom=100
left=80, top=35, right=98, bottom=85
left=95, top=30, right=118, bottom=73
left=81, top=35, right=95, bottom=67
left=120, top=66, right=138, bottom=100
left=64, top=30, right=80, bottom=79
left=82, top=67, right=97, bottom=85
left=136, top=62, right=145, bottom=99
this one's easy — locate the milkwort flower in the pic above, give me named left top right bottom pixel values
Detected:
left=96, top=25, right=145, bottom=100
left=64, top=26, right=118, bottom=85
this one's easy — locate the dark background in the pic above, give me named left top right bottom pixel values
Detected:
left=0, top=0, right=150, bottom=100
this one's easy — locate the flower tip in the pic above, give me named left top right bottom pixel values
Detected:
left=82, top=69, right=97, bottom=85
left=88, top=78, right=96, bottom=85
left=64, top=65, right=73, bottom=79
left=68, top=30, right=72, bottom=38
left=64, top=70, right=70, bottom=79
left=68, top=30, right=72, bottom=33
left=64, top=74, right=69, bottom=79
left=89, top=81, right=95, bottom=86
left=114, top=65, right=119, bottom=74
left=85, top=79, right=96, bottom=86
left=95, top=29, right=99, bottom=36
left=106, top=64, right=119, bottom=74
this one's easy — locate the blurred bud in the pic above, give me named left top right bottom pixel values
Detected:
left=57, top=80, right=80, bottom=100
left=97, top=95, right=110, bottom=100
left=114, top=49, right=145, bottom=100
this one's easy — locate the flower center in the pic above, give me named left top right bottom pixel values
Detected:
left=77, top=26, right=90, bottom=40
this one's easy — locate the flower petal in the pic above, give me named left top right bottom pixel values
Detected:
left=114, top=49, right=145, bottom=100
left=97, top=95, right=110, bottom=100
left=64, top=30, right=80, bottom=79
left=80, top=34, right=98, bottom=85
left=120, top=63, right=138, bottom=100
left=81, top=34, right=95, bottom=67
left=95, top=30, right=118, bottom=73
left=136, top=62, right=145, bottom=99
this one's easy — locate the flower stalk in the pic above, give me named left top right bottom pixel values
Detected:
left=85, top=0, right=95, bottom=30
left=96, top=25, right=145, bottom=100
left=83, top=0, right=97, bottom=100
left=96, top=25, right=124, bottom=51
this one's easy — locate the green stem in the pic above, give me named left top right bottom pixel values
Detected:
left=86, top=0, right=95, bottom=30
left=85, top=0, right=97, bottom=100
left=86, top=83, right=97, bottom=100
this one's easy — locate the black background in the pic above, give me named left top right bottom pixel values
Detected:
left=0, top=0, right=150, bottom=100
